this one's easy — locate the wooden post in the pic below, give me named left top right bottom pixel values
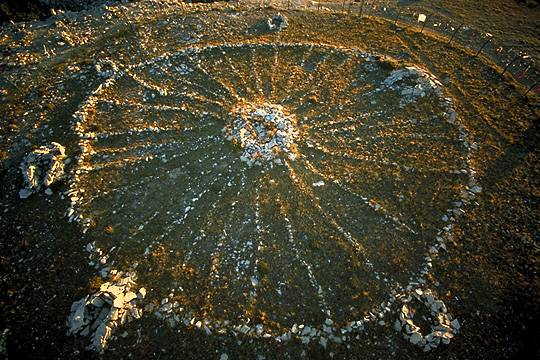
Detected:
left=475, top=37, right=493, bottom=57
left=419, top=15, right=427, bottom=33
left=394, top=10, right=400, bottom=26
left=518, top=63, right=532, bottom=79
left=502, top=54, right=521, bottom=75
left=524, top=82, right=538, bottom=96
left=447, top=24, right=462, bottom=45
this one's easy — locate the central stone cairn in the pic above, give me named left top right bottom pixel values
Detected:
left=223, top=103, right=299, bottom=166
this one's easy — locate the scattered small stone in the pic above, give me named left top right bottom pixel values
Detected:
left=18, top=188, right=33, bottom=199
left=138, top=288, right=147, bottom=298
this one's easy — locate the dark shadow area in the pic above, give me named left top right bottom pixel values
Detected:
left=515, top=0, right=540, bottom=8
left=482, top=121, right=539, bottom=189
left=0, top=0, right=119, bottom=24
left=246, top=19, right=272, bottom=36
left=0, top=0, right=51, bottom=23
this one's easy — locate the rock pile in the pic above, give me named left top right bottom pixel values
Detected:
left=95, top=59, right=119, bottom=78
left=224, top=103, right=299, bottom=166
left=394, top=289, right=459, bottom=351
left=67, top=272, right=146, bottom=352
left=267, top=13, right=288, bottom=32
left=19, top=142, right=66, bottom=199
left=383, top=66, right=444, bottom=106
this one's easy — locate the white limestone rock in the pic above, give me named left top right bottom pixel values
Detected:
left=19, top=142, right=66, bottom=198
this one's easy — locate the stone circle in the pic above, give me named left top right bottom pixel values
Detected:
left=66, top=42, right=481, bottom=351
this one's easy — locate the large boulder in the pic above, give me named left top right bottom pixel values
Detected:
left=19, top=142, right=66, bottom=199
left=267, top=13, right=288, bottom=32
